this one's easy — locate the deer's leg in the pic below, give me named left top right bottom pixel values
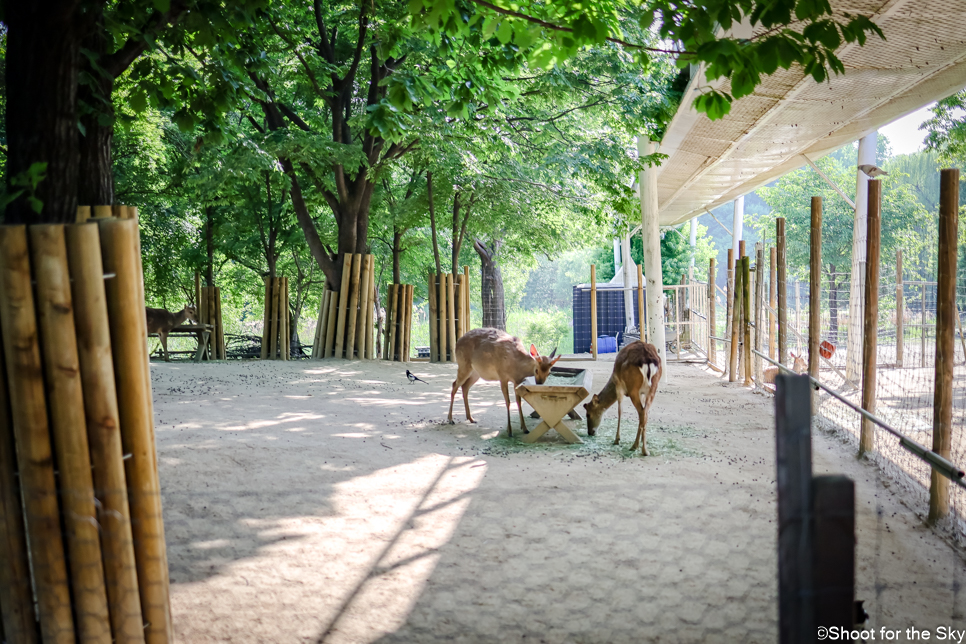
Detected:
left=629, top=389, right=647, bottom=454
left=633, top=377, right=660, bottom=456
left=500, top=380, right=513, bottom=437
left=448, top=364, right=475, bottom=424
left=461, top=372, right=480, bottom=423
left=613, top=396, right=622, bottom=445
left=160, top=331, right=170, bottom=362
left=515, top=388, right=528, bottom=434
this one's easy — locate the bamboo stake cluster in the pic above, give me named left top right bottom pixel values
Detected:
left=199, top=284, right=225, bottom=360
left=262, top=276, right=290, bottom=360
left=0, top=217, right=170, bottom=643
left=428, top=269, right=470, bottom=362
left=313, top=254, right=375, bottom=359
left=384, top=284, right=414, bottom=362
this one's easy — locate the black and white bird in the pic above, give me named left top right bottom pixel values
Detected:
left=858, top=164, right=889, bottom=178
left=406, top=370, right=428, bottom=384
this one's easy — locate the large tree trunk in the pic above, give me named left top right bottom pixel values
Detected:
left=474, top=238, right=506, bottom=330
left=4, top=0, right=84, bottom=224
left=77, top=7, right=115, bottom=206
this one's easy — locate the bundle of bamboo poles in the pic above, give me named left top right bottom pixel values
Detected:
left=428, top=268, right=470, bottom=363
left=0, top=216, right=171, bottom=643
left=313, top=253, right=375, bottom=360
left=262, top=276, right=290, bottom=360
left=194, top=273, right=226, bottom=360
left=384, top=284, right=414, bottom=362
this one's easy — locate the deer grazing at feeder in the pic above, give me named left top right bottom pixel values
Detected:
left=762, top=351, right=808, bottom=386
left=146, top=306, right=198, bottom=362
left=583, top=340, right=662, bottom=456
left=447, top=327, right=560, bottom=437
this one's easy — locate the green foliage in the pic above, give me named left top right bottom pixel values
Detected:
left=506, top=307, right=572, bottom=354
left=924, top=90, right=966, bottom=166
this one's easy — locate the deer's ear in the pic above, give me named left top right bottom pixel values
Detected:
left=530, top=344, right=539, bottom=358
left=592, top=394, right=600, bottom=404
left=551, top=355, right=561, bottom=365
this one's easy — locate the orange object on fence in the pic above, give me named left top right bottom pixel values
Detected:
left=819, top=340, right=836, bottom=360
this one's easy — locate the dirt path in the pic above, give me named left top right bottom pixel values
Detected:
left=152, top=358, right=964, bottom=642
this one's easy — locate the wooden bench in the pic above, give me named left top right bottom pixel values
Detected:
left=148, top=323, right=213, bottom=362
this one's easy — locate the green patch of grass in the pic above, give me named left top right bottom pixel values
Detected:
left=474, top=419, right=703, bottom=461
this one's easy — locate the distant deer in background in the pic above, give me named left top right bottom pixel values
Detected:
left=447, top=327, right=560, bottom=436
left=583, top=341, right=662, bottom=456
left=762, top=351, right=807, bottom=386
left=146, top=306, right=198, bottom=361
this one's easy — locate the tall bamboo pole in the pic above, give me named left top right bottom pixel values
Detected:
left=896, top=250, right=903, bottom=368
left=708, top=258, right=716, bottom=366
left=0, top=226, right=75, bottom=643
left=66, top=223, right=145, bottom=642
left=743, top=256, right=752, bottom=385
left=726, top=248, right=734, bottom=348
left=438, top=274, right=448, bottom=361
left=729, top=263, right=742, bottom=382
left=315, top=287, right=329, bottom=358
left=810, top=198, right=823, bottom=391
left=754, top=248, right=764, bottom=384
left=356, top=256, right=371, bottom=358
left=268, top=278, right=280, bottom=359
left=100, top=219, right=172, bottom=643
left=93, top=205, right=112, bottom=219
left=346, top=255, right=362, bottom=359
left=428, top=273, right=439, bottom=362
left=388, top=285, right=399, bottom=361
left=0, top=295, right=38, bottom=644
left=216, top=286, right=226, bottom=359
left=334, top=254, right=352, bottom=359
left=76, top=205, right=92, bottom=223
left=769, top=247, right=777, bottom=359
left=282, top=277, right=291, bottom=360
left=929, top=169, right=959, bottom=525
left=590, top=264, right=597, bottom=359
left=463, top=265, right=471, bottom=330
left=405, top=284, right=414, bottom=362
left=860, top=183, right=881, bottom=455
left=260, top=278, right=270, bottom=359
left=446, top=273, right=457, bottom=359
left=30, top=225, right=112, bottom=642
left=777, top=218, right=788, bottom=365
left=365, top=259, right=375, bottom=359
left=194, top=271, right=201, bottom=310
left=324, top=291, right=338, bottom=358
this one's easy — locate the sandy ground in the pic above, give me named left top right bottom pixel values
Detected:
left=151, top=357, right=965, bottom=643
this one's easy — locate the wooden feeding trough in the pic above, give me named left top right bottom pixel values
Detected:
left=515, top=367, right=593, bottom=445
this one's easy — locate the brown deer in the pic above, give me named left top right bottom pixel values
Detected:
left=583, top=341, right=662, bottom=456
left=762, top=351, right=807, bottom=385
left=447, top=327, right=560, bottom=436
left=146, top=306, right=198, bottom=361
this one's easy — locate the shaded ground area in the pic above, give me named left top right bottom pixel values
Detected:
left=151, top=358, right=965, bottom=642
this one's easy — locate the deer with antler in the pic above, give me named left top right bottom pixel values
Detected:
left=583, top=340, right=662, bottom=456
left=146, top=306, right=198, bottom=362
left=447, top=327, right=560, bottom=436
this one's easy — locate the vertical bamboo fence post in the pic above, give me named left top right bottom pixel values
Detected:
left=896, top=250, right=904, bottom=368
left=708, top=258, right=716, bottom=367
left=754, top=248, right=764, bottom=384
left=726, top=248, right=734, bottom=346
left=742, top=256, right=752, bottom=386
left=590, top=264, right=597, bottom=359
left=737, top=244, right=745, bottom=376
left=777, top=217, right=788, bottom=366
left=66, top=223, right=145, bottom=642
left=770, top=247, right=777, bottom=359
left=99, top=218, right=172, bottom=643
left=388, top=285, right=399, bottom=361
left=729, top=262, right=742, bottom=383
left=260, top=278, right=270, bottom=359
left=405, top=285, right=414, bottom=362
left=31, top=226, right=112, bottom=642
left=324, top=291, right=338, bottom=358
left=446, top=273, right=457, bottom=357
left=454, top=274, right=463, bottom=340
left=0, top=226, right=75, bottom=643
left=268, top=278, right=279, bottom=359
left=346, top=255, right=362, bottom=359
left=810, top=198, right=823, bottom=395
left=929, top=168, right=959, bottom=525
left=365, top=260, right=375, bottom=359
left=428, top=272, right=438, bottom=362
left=216, top=286, right=226, bottom=359
left=335, top=255, right=352, bottom=359
left=283, top=277, right=291, bottom=360
left=0, top=333, right=37, bottom=643
left=638, top=263, right=646, bottom=343
left=76, top=205, right=92, bottom=223
left=860, top=182, right=881, bottom=456
left=314, top=288, right=329, bottom=358
left=354, top=258, right=370, bottom=358
left=438, top=274, right=448, bottom=361
left=463, top=265, right=471, bottom=330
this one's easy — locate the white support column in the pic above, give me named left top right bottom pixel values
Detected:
left=639, top=137, right=666, bottom=374
left=732, top=195, right=744, bottom=260
left=846, top=132, right=877, bottom=381
left=689, top=217, right=698, bottom=279
left=622, top=234, right=636, bottom=331
left=613, top=237, right=621, bottom=274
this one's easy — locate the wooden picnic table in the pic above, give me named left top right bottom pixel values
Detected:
left=148, top=323, right=213, bottom=362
